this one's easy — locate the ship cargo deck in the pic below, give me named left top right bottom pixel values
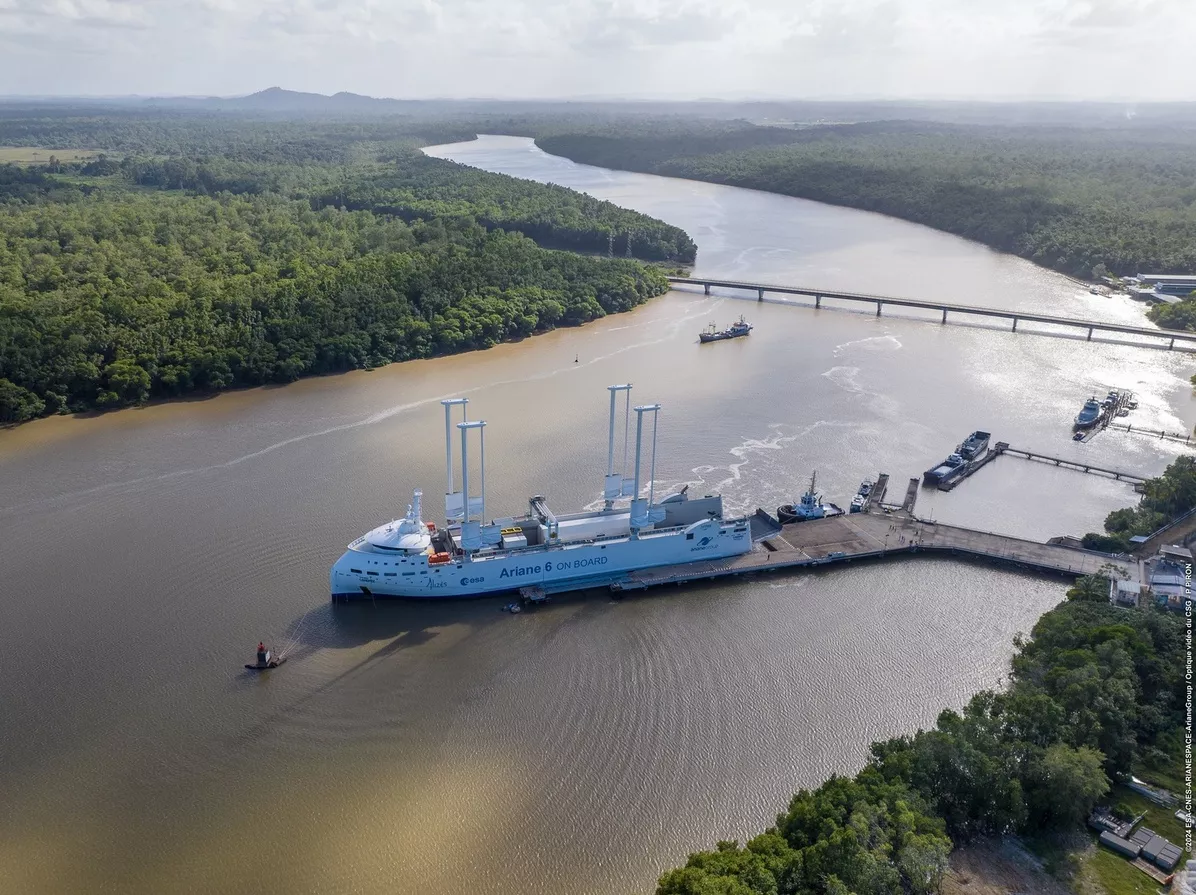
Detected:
left=610, top=508, right=1132, bottom=592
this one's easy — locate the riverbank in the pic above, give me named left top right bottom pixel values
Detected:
left=654, top=580, right=1186, bottom=894
left=534, top=120, right=1196, bottom=281
left=6, top=131, right=1193, bottom=895
left=0, top=129, right=689, bottom=424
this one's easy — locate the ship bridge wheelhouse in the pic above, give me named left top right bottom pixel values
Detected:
left=359, top=491, right=435, bottom=555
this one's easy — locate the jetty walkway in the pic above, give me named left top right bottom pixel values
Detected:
left=610, top=509, right=1131, bottom=593
left=669, top=277, right=1196, bottom=351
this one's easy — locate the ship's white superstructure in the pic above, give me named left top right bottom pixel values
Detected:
left=330, top=385, right=752, bottom=600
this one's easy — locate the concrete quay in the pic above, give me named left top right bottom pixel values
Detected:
left=609, top=508, right=1131, bottom=593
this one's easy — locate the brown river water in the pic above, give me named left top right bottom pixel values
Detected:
left=1, top=134, right=1193, bottom=894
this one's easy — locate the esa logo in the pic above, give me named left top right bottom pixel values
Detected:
left=460, top=577, right=485, bottom=587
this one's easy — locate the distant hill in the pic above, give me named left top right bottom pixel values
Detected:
left=5, top=89, right=1196, bottom=129
left=141, top=87, right=400, bottom=113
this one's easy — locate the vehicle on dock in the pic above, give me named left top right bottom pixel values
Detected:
left=958, top=431, right=990, bottom=461
left=922, top=452, right=968, bottom=486
left=778, top=471, right=844, bottom=524
left=1074, top=397, right=1104, bottom=429
left=699, top=315, right=752, bottom=343
left=849, top=479, right=874, bottom=514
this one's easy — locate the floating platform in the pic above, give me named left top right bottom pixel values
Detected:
left=608, top=508, right=1133, bottom=594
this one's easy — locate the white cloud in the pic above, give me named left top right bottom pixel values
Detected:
left=0, top=0, right=1192, bottom=99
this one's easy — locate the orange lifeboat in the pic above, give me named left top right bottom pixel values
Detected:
left=428, top=552, right=452, bottom=565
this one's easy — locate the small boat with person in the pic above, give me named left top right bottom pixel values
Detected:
left=699, top=315, right=753, bottom=343
left=778, top=471, right=844, bottom=524
left=246, top=641, right=287, bottom=671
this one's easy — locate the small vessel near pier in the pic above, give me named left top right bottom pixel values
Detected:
left=957, top=430, right=990, bottom=460
left=849, top=479, right=874, bottom=514
left=778, top=472, right=844, bottom=524
left=699, top=315, right=753, bottom=343
left=330, top=385, right=752, bottom=600
left=1074, top=397, right=1104, bottom=429
left=923, top=452, right=968, bottom=486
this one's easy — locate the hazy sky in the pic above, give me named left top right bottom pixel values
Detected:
left=0, top=0, right=1192, bottom=100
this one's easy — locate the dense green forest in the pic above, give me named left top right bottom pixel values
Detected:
left=537, top=120, right=1196, bottom=279
left=1148, top=296, right=1196, bottom=331
left=0, top=110, right=693, bottom=423
left=1081, top=454, right=1196, bottom=551
left=656, top=578, right=1184, bottom=894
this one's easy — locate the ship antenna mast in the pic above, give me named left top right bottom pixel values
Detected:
left=629, top=402, right=662, bottom=536
left=457, top=419, right=487, bottom=554
left=441, top=398, right=469, bottom=522
left=604, top=384, right=633, bottom=510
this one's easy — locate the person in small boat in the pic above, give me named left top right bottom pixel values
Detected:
left=257, top=642, right=268, bottom=665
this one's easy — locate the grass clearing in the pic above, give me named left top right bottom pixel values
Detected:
left=1109, top=784, right=1187, bottom=846
left=0, top=147, right=104, bottom=164
left=1078, top=848, right=1164, bottom=895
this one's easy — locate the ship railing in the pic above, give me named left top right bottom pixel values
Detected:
left=465, top=515, right=750, bottom=559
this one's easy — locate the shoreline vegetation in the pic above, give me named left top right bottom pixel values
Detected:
left=3, top=97, right=1192, bottom=891
left=0, top=115, right=693, bottom=424
left=1082, top=454, right=1196, bottom=552
left=654, top=570, right=1184, bottom=895
left=534, top=119, right=1196, bottom=283
left=7, top=102, right=1196, bottom=422
left=657, top=453, right=1194, bottom=893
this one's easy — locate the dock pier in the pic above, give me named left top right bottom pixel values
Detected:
left=863, top=473, right=889, bottom=511
left=998, top=446, right=1147, bottom=483
left=900, top=477, right=919, bottom=513
left=609, top=509, right=1131, bottom=594
left=928, top=440, right=1147, bottom=492
left=1107, top=423, right=1193, bottom=444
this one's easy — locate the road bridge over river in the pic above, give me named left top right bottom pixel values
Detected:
left=670, top=276, right=1196, bottom=351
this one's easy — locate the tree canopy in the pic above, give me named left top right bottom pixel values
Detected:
left=654, top=590, right=1183, bottom=894
left=537, top=119, right=1196, bottom=280
left=0, top=110, right=691, bottom=422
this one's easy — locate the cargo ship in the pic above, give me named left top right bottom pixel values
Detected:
left=958, top=431, right=990, bottom=460
left=699, top=315, right=753, bottom=343
left=330, top=385, right=752, bottom=600
left=922, top=452, right=968, bottom=486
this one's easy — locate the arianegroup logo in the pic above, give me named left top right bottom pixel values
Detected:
left=690, top=536, right=713, bottom=551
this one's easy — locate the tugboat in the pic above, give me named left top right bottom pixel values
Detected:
left=699, top=315, right=753, bottom=343
left=849, top=479, right=874, bottom=514
left=1074, top=397, right=1103, bottom=429
left=778, top=472, right=844, bottom=524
